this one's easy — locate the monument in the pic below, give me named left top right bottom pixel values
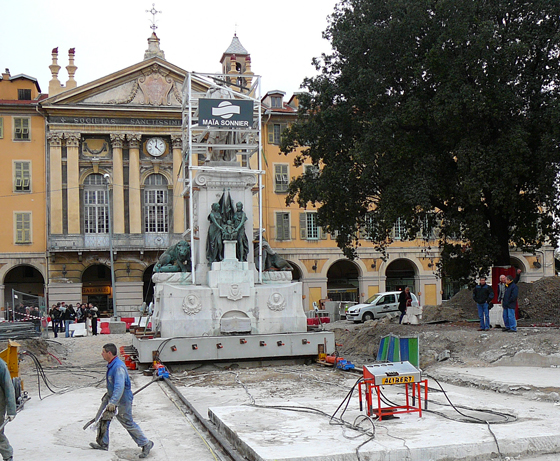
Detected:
left=131, top=71, right=334, bottom=363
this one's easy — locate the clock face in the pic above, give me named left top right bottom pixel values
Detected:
left=146, top=137, right=166, bottom=157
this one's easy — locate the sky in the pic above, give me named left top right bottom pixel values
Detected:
left=1, top=0, right=339, bottom=98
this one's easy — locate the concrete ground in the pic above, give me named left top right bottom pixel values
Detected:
left=7, top=334, right=560, bottom=461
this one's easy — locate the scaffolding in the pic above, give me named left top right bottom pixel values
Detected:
left=180, top=71, right=263, bottom=284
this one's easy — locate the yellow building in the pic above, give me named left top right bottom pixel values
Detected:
left=0, top=69, right=47, bottom=315
left=39, top=38, right=197, bottom=316
left=260, top=92, right=555, bottom=310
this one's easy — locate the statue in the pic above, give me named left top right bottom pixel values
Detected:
left=254, top=233, right=293, bottom=271
left=153, top=241, right=192, bottom=273
left=206, top=202, right=225, bottom=264
left=233, top=202, right=249, bottom=262
left=204, top=87, right=237, bottom=162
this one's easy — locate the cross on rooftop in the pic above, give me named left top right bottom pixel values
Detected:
left=146, top=3, right=162, bottom=32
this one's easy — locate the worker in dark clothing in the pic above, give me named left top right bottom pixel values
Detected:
left=0, top=358, right=16, bottom=461
left=472, top=277, right=494, bottom=331
left=502, top=275, right=519, bottom=332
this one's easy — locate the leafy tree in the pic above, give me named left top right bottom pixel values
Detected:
left=281, top=0, right=560, bottom=283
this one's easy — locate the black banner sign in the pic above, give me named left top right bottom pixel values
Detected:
left=199, top=98, right=253, bottom=128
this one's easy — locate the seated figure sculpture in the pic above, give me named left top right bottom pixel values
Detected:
left=254, top=233, right=293, bottom=271
left=153, top=241, right=192, bottom=273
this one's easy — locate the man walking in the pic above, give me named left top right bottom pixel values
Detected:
left=0, top=357, right=16, bottom=461
left=502, top=275, right=519, bottom=332
left=90, top=343, right=153, bottom=458
left=472, top=277, right=494, bottom=331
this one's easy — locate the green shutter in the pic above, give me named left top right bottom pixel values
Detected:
left=299, top=212, right=307, bottom=240
left=0, top=117, right=3, bottom=138
left=268, top=124, right=274, bottom=144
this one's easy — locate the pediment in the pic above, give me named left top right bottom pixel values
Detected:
left=41, top=58, right=208, bottom=108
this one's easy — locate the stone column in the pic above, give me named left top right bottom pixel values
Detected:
left=65, top=133, right=81, bottom=234
left=171, top=135, right=185, bottom=233
left=127, top=134, right=142, bottom=234
left=110, top=134, right=126, bottom=234
left=47, top=132, right=64, bottom=234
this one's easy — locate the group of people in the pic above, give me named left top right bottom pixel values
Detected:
left=473, top=269, right=521, bottom=333
left=48, top=302, right=99, bottom=338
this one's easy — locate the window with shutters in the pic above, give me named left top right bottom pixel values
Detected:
left=144, top=174, right=169, bottom=233
left=268, top=123, right=287, bottom=145
left=300, top=212, right=321, bottom=240
left=0, top=117, right=3, bottom=139
left=13, top=117, right=30, bottom=141
left=18, top=89, right=32, bottom=100
left=83, top=174, right=109, bottom=234
left=14, top=212, right=31, bottom=244
left=271, top=96, right=283, bottom=108
left=14, top=161, right=31, bottom=192
left=276, top=212, right=290, bottom=241
left=274, top=164, right=289, bottom=193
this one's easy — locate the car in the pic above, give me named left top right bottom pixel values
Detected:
left=345, top=291, right=420, bottom=323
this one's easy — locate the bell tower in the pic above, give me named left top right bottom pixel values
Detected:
left=220, top=34, right=254, bottom=95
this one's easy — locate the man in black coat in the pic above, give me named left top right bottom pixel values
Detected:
left=502, top=275, right=519, bottom=332
left=472, top=277, right=494, bottom=331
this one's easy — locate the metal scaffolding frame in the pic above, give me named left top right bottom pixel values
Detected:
left=181, top=72, right=263, bottom=285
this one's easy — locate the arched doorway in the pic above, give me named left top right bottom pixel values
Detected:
left=82, top=264, right=112, bottom=315
left=4, top=265, right=45, bottom=320
left=385, top=259, right=417, bottom=293
left=327, top=260, right=360, bottom=302
left=143, top=265, right=156, bottom=306
left=287, top=261, right=302, bottom=282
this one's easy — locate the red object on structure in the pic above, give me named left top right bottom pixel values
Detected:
left=121, top=317, right=135, bottom=331
left=492, top=266, right=519, bottom=319
left=100, top=322, right=110, bottom=334
left=306, top=317, right=331, bottom=326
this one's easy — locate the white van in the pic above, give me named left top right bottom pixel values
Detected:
left=345, top=291, right=420, bottom=322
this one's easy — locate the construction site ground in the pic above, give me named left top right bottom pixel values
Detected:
left=4, top=303, right=559, bottom=461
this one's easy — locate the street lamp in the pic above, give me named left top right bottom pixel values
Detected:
left=104, top=174, right=118, bottom=319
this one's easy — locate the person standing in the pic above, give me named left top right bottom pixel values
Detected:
left=90, top=343, right=154, bottom=457
left=398, top=287, right=412, bottom=324
left=502, top=274, right=519, bottom=332
left=63, top=304, right=76, bottom=338
left=89, top=303, right=99, bottom=336
left=49, top=304, right=60, bottom=338
left=497, top=268, right=521, bottom=326
left=472, top=277, right=494, bottom=331
left=0, top=357, right=16, bottom=461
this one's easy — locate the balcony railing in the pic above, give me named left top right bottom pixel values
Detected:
left=49, top=233, right=181, bottom=251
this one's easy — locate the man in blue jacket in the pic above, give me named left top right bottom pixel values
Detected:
left=90, top=343, right=154, bottom=458
left=502, top=275, right=519, bottom=332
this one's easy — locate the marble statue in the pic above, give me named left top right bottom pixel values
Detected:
left=154, top=241, right=192, bottom=273
left=233, top=202, right=249, bottom=262
left=205, top=87, right=237, bottom=162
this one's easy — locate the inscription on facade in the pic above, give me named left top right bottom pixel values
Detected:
left=48, top=116, right=181, bottom=126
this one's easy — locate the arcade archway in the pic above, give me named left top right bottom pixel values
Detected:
left=327, top=260, right=360, bottom=302
left=4, top=265, right=45, bottom=318
left=82, top=264, right=112, bottom=315
left=287, top=261, right=302, bottom=282
left=385, top=259, right=417, bottom=293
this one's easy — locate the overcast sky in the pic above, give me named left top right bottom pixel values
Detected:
left=2, top=0, right=339, bottom=98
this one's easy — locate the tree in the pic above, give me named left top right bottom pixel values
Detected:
left=281, top=0, right=560, bottom=283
